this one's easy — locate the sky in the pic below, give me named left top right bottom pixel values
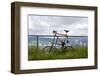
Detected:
left=28, top=15, right=88, bottom=36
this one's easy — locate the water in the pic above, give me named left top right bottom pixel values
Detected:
left=28, top=35, right=88, bottom=48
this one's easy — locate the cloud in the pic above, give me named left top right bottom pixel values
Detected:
left=28, top=15, right=88, bottom=36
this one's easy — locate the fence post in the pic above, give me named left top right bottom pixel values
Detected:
left=37, top=35, right=38, bottom=48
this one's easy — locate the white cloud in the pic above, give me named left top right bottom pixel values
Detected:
left=28, top=15, right=88, bottom=36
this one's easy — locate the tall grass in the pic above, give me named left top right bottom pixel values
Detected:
left=28, top=45, right=88, bottom=60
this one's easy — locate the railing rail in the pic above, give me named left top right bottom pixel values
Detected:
left=29, top=35, right=88, bottom=37
left=28, top=35, right=88, bottom=48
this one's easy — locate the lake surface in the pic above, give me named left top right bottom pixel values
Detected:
left=28, top=35, right=88, bottom=48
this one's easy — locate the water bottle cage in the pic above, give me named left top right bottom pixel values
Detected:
left=61, top=42, right=65, bottom=47
left=67, top=40, right=69, bottom=43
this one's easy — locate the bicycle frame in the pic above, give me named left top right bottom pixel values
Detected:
left=51, top=34, right=69, bottom=47
left=42, top=30, right=75, bottom=54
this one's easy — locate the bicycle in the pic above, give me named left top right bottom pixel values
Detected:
left=42, top=30, right=75, bottom=54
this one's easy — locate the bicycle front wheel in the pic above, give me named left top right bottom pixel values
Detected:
left=42, top=46, right=57, bottom=54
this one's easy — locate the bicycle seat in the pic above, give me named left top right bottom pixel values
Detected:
left=64, top=30, right=69, bottom=33
left=53, top=30, right=57, bottom=33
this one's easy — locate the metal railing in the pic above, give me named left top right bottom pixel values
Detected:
left=28, top=35, right=88, bottom=48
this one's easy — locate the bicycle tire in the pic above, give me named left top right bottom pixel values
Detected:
left=42, top=46, right=57, bottom=54
left=62, top=46, right=74, bottom=53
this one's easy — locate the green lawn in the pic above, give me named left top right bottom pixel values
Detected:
left=28, top=45, right=88, bottom=60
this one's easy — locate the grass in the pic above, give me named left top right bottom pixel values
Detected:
left=28, top=45, right=88, bottom=60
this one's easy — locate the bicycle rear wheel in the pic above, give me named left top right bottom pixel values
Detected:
left=42, top=46, right=57, bottom=54
left=62, top=46, right=74, bottom=53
